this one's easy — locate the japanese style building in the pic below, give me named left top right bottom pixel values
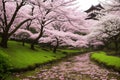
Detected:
left=85, top=4, right=104, bottom=20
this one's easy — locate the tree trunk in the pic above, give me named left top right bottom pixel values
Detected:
left=30, top=38, right=39, bottom=50
left=0, top=34, right=8, bottom=48
left=49, top=45, right=52, bottom=50
left=103, top=40, right=110, bottom=50
left=49, top=42, right=52, bottom=50
left=22, top=40, right=25, bottom=46
left=30, top=25, right=44, bottom=50
left=115, top=41, right=118, bottom=55
left=53, top=37, right=59, bottom=53
left=53, top=46, right=57, bottom=53
left=31, top=43, right=35, bottom=50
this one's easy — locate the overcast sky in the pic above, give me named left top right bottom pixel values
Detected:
left=75, top=0, right=106, bottom=11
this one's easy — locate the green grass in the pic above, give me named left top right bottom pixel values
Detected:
left=91, top=51, right=120, bottom=71
left=61, top=49, right=87, bottom=56
left=0, top=41, right=66, bottom=70
left=61, top=49, right=81, bottom=53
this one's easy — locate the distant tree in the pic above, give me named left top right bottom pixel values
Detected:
left=91, top=15, right=120, bottom=54
left=14, top=29, right=32, bottom=46
left=99, top=0, right=120, bottom=16
left=106, top=0, right=120, bottom=11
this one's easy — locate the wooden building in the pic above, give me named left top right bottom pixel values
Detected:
left=85, top=4, right=104, bottom=20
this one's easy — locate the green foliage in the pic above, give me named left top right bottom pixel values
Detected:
left=91, top=51, right=120, bottom=71
left=29, top=27, right=38, bottom=34
left=0, top=50, right=12, bottom=80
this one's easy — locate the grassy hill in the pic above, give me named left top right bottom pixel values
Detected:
left=0, top=41, right=81, bottom=71
left=0, top=41, right=65, bottom=70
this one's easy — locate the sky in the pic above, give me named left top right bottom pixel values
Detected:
left=75, top=0, right=106, bottom=11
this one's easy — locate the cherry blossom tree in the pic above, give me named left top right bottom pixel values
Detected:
left=29, top=0, right=80, bottom=50
left=0, top=0, right=93, bottom=50
left=0, top=0, right=34, bottom=48
left=38, top=24, right=70, bottom=53
left=13, top=29, right=32, bottom=46
left=38, top=20, right=89, bottom=53
left=51, top=22, right=66, bottom=53
left=98, top=0, right=120, bottom=17
left=36, top=10, right=91, bottom=51
left=89, top=14, right=120, bottom=54
left=105, top=0, right=120, bottom=12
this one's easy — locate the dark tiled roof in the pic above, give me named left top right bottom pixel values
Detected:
left=85, top=4, right=104, bottom=13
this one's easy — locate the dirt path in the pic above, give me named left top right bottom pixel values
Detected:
left=16, top=53, right=120, bottom=80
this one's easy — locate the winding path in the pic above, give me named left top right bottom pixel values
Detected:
left=16, top=53, right=120, bottom=80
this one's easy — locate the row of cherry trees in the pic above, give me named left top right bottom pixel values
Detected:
left=0, top=0, right=89, bottom=52
left=1, top=0, right=119, bottom=53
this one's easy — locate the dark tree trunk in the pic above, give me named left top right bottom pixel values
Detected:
left=115, top=41, right=119, bottom=55
left=22, top=40, right=25, bottom=46
left=30, top=37, right=41, bottom=50
left=30, top=8, right=51, bottom=50
left=30, top=37, right=40, bottom=50
left=49, top=45, right=52, bottom=50
left=0, top=34, right=8, bottom=48
left=31, top=43, right=35, bottom=50
left=30, top=25, right=44, bottom=50
left=53, top=46, right=57, bottom=53
left=53, top=37, right=59, bottom=53
left=104, top=41, right=110, bottom=50
left=48, top=42, right=52, bottom=50
left=113, top=36, right=119, bottom=55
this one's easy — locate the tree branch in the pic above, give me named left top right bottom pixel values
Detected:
left=9, top=18, right=31, bottom=37
left=7, top=0, right=26, bottom=31
left=2, top=0, right=8, bottom=26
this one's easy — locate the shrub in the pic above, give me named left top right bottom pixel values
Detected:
left=0, top=51, right=12, bottom=80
